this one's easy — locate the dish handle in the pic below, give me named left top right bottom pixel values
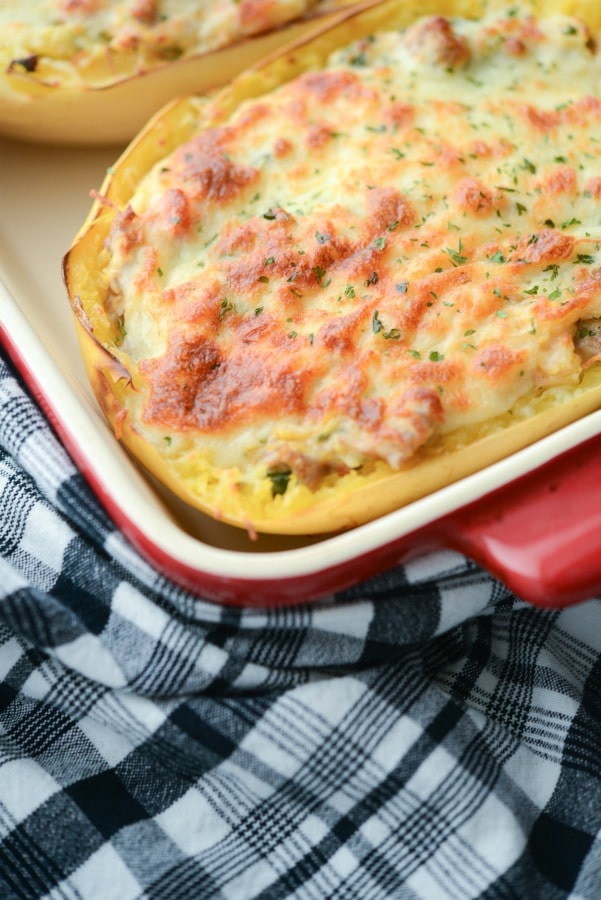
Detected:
left=432, top=432, right=601, bottom=608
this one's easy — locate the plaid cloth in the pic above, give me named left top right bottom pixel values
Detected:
left=1, top=348, right=601, bottom=900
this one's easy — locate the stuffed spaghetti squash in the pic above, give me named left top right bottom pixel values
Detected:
left=0, top=0, right=356, bottom=145
left=64, top=0, right=601, bottom=534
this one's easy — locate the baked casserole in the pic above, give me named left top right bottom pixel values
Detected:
left=64, top=0, right=601, bottom=534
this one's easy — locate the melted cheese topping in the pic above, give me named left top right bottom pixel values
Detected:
left=102, top=11, right=601, bottom=491
left=0, top=0, right=319, bottom=84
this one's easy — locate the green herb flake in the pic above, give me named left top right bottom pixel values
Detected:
left=350, top=50, right=368, bottom=66
left=446, top=239, right=469, bottom=266
left=429, top=350, right=444, bottom=362
left=258, top=275, right=269, bottom=283
left=344, top=284, right=356, bottom=299
left=220, top=298, right=235, bottom=319
left=267, top=469, right=291, bottom=496
left=488, top=250, right=506, bottom=263
left=372, top=309, right=384, bottom=333
left=254, top=306, right=264, bottom=316
left=114, top=315, right=127, bottom=345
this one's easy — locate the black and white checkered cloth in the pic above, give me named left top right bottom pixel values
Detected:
left=2, top=348, right=601, bottom=899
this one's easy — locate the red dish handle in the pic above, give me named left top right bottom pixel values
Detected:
left=433, top=432, right=601, bottom=608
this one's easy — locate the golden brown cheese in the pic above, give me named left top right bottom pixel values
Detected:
left=65, top=2, right=601, bottom=532
left=102, top=11, right=601, bottom=486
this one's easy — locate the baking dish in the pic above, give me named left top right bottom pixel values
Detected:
left=3, top=0, right=601, bottom=607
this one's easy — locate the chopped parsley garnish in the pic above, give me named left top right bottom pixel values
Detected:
left=372, top=309, right=384, bottom=333
left=115, top=315, right=126, bottom=345
left=396, top=282, right=409, bottom=293
left=349, top=50, right=368, bottom=67
left=220, top=298, right=235, bottom=319
left=267, top=469, right=291, bottom=496
left=429, top=350, right=445, bottom=362
left=446, top=239, right=468, bottom=266
left=312, top=265, right=329, bottom=286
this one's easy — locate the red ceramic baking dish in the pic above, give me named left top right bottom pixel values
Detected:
left=2, top=70, right=601, bottom=609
